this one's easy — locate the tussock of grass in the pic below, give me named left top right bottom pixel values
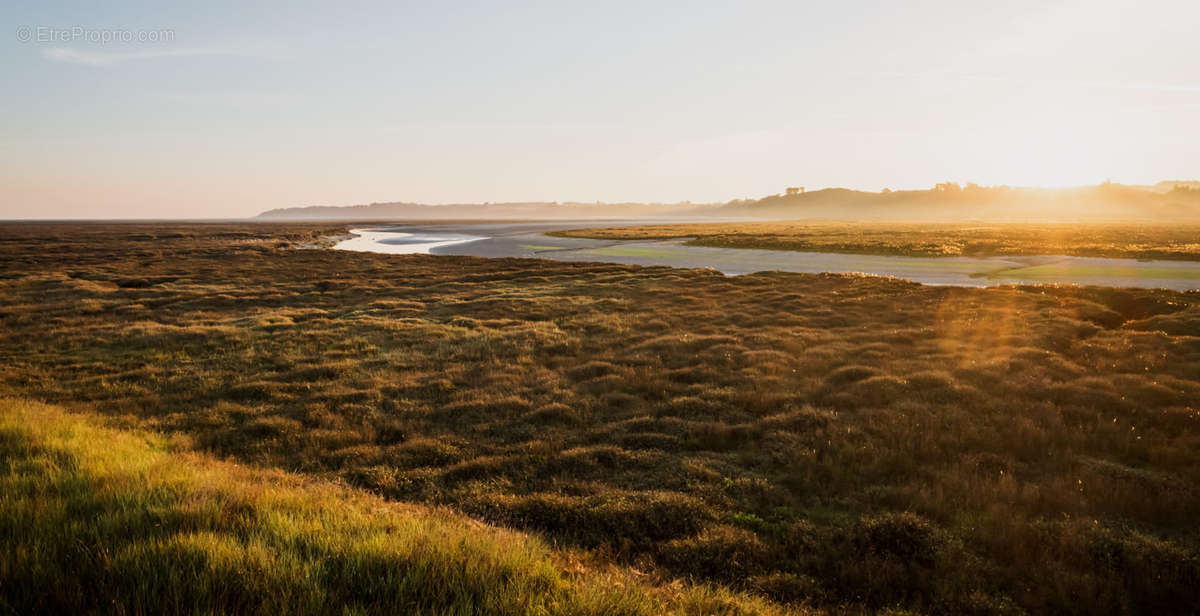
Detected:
left=2, top=223, right=1200, bottom=613
left=0, top=398, right=797, bottom=616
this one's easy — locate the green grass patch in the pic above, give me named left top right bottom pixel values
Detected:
left=0, top=398, right=797, bottom=615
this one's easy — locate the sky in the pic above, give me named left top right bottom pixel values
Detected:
left=2, top=0, right=1198, bottom=219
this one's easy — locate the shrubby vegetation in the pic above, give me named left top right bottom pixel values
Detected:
left=553, top=221, right=1200, bottom=260
left=1, top=223, right=1199, bottom=614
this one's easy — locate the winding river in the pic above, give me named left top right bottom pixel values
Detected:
left=334, top=222, right=1200, bottom=291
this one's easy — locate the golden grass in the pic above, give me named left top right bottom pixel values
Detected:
left=1, top=222, right=1198, bottom=614
left=551, top=221, right=1200, bottom=260
left=0, top=398, right=798, bottom=615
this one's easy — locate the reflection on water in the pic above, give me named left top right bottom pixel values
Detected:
left=335, top=229, right=485, bottom=254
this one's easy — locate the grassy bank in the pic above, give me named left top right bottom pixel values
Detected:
left=0, top=398, right=792, bottom=615
left=1, top=222, right=1199, bottom=614
left=550, top=221, right=1200, bottom=260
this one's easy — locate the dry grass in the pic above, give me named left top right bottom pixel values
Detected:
left=552, top=221, right=1200, bottom=260
left=1, top=222, right=1199, bottom=614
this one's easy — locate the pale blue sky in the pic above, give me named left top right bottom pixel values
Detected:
left=3, top=0, right=1198, bottom=218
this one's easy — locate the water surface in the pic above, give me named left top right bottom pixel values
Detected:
left=334, top=223, right=1200, bottom=291
left=336, top=228, right=485, bottom=254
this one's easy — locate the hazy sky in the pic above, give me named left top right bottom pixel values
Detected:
left=3, top=1, right=1198, bottom=218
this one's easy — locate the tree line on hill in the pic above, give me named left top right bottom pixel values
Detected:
left=256, top=181, right=1200, bottom=221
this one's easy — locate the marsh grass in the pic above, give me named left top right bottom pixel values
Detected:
left=552, top=221, right=1200, bottom=260
left=0, top=398, right=796, bottom=616
left=0, top=222, right=1198, bottom=614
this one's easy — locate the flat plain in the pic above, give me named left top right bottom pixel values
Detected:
left=2, top=222, right=1199, bottom=615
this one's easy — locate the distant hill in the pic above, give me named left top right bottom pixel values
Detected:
left=256, top=182, right=1200, bottom=222
left=255, top=201, right=716, bottom=220
left=714, top=182, right=1200, bottom=221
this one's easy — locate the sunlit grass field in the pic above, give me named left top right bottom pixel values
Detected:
left=552, top=221, right=1200, bottom=260
left=0, top=398, right=788, bottom=615
left=1, top=222, right=1199, bottom=614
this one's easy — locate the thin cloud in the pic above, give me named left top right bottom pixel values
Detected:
left=42, top=46, right=247, bottom=67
